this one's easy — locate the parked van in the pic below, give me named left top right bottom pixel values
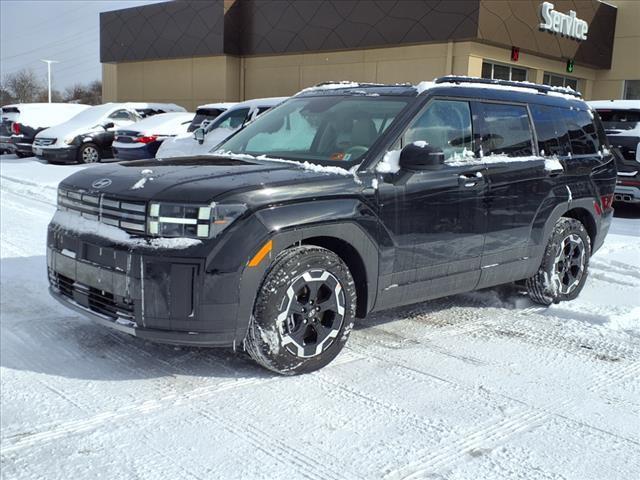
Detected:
left=33, top=102, right=185, bottom=164
left=112, top=112, right=194, bottom=161
left=589, top=100, right=639, bottom=205
left=0, top=103, right=89, bottom=157
left=156, top=98, right=286, bottom=159
left=47, top=77, right=615, bottom=374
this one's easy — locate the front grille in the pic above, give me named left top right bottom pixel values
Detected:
left=49, top=269, right=136, bottom=322
left=58, top=188, right=147, bottom=234
left=34, top=137, right=56, bottom=146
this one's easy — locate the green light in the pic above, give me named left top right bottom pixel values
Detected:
left=566, top=59, right=574, bottom=73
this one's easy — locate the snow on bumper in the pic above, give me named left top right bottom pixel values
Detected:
left=47, top=223, right=240, bottom=347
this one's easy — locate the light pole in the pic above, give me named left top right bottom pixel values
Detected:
left=40, top=59, right=59, bottom=103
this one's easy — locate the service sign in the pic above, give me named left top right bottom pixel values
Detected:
left=539, top=1, right=589, bottom=41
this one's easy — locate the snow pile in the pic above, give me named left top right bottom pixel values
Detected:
left=5, top=103, right=90, bottom=129
left=545, top=157, right=564, bottom=172
left=375, top=149, right=401, bottom=173
left=50, top=210, right=201, bottom=249
left=212, top=150, right=355, bottom=177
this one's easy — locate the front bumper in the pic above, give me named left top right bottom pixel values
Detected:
left=35, top=145, right=78, bottom=163
left=10, top=138, right=34, bottom=155
left=47, top=226, right=241, bottom=347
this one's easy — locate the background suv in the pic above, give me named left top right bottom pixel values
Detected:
left=0, top=103, right=89, bottom=157
left=47, top=77, right=616, bottom=374
left=589, top=100, right=640, bottom=206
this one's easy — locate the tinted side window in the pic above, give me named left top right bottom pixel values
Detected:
left=530, top=105, right=571, bottom=156
left=403, top=99, right=473, bottom=160
left=564, top=109, right=599, bottom=155
left=479, top=103, right=533, bottom=157
left=207, top=108, right=250, bottom=131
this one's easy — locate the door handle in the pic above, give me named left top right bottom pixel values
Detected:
left=458, top=171, right=484, bottom=187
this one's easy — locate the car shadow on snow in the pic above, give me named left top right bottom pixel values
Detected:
left=0, top=255, right=272, bottom=382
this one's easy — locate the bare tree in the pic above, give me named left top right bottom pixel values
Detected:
left=0, top=82, right=16, bottom=105
left=63, top=80, right=102, bottom=105
left=3, top=69, right=44, bottom=103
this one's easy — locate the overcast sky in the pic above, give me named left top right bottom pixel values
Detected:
left=0, top=0, right=167, bottom=92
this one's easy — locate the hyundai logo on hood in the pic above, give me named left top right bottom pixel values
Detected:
left=92, top=178, right=112, bottom=189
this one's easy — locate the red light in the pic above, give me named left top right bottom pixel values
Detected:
left=11, top=122, right=21, bottom=134
left=601, top=194, right=614, bottom=211
left=511, top=47, right=520, bottom=62
left=135, top=135, right=157, bottom=144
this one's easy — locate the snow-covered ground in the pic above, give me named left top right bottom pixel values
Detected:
left=1, top=155, right=639, bottom=480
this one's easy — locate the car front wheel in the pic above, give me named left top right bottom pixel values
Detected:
left=526, top=217, right=591, bottom=305
left=79, top=143, right=101, bottom=164
left=244, top=246, right=357, bottom=375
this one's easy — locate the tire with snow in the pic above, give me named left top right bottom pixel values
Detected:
left=526, top=217, right=591, bottom=306
left=78, top=143, right=101, bottom=164
left=244, top=246, right=357, bottom=375
left=15, top=151, right=29, bottom=158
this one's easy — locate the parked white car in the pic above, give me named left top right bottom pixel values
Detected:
left=33, top=102, right=185, bottom=164
left=156, top=97, right=287, bottom=159
left=112, top=112, right=195, bottom=161
left=0, top=103, right=90, bottom=157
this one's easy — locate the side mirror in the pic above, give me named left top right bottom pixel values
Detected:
left=101, top=121, right=115, bottom=130
left=399, top=142, right=445, bottom=171
left=193, top=127, right=205, bottom=144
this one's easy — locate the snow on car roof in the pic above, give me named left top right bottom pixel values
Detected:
left=196, top=102, right=237, bottom=110
left=234, top=97, right=288, bottom=108
left=0, top=103, right=90, bottom=128
left=120, top=112, right=195, bottom=135
left=588, top=100, right=640, bottom=110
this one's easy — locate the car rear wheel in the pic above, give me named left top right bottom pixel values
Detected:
left=526, top=217, right=591, bottom=305
left=79, top=143, right=100, bottom=164
left=244, top=246, right=357, bottom=375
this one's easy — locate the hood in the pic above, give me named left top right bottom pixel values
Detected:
left=35, top=119, right=104, bottom=144
left=58, top=155, right=360, bottom=205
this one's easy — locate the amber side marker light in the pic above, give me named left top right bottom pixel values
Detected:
left=248, top=240, right=273, bottom=267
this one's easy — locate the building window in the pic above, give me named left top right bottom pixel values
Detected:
left=624, top=80, right=640, bottom=99
left=481, top=61, right=528, bottom=82
left=543, top=73, right=579, bottom=91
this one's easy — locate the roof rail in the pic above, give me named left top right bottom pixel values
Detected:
left=434, top=76, right=582, bottom=98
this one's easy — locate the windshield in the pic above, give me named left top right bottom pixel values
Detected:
left=215, top=96, right=410, bottom=166
left=596, top=109, right=640, bottom=132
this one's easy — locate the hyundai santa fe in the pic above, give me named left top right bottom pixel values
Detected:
left=47, top=76, right=616, bottom=374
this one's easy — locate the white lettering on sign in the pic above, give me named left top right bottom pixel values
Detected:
left=539, top=2, right=589, bottom=41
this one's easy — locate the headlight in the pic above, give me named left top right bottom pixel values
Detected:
left=147, top=202, right=246, bottom=239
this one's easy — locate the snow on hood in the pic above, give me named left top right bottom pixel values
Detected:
left=119, top=112, right=194, bottom=136
left=212, top=150, right=357, bottom=178
left=5, top=103, right=90, bottom=129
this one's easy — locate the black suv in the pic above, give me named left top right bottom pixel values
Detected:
left=47, top=77, right=616, bottom=374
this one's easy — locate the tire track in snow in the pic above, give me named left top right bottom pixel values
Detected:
left=0, top=351, right=364, bottom=457
left=361, top=334, right=640, bottom=479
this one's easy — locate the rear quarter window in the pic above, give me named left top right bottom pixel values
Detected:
left=563, top=109, right=599, bottom=155
left=477, top=103, right=533, bottom=157
left=530, top=104, right=572, bottom=156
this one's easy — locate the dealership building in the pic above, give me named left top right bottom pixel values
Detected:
left=101, top=0, right=640, bottom=110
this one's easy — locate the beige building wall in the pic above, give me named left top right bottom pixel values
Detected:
left=101, top=1, right=638, bottom=105
left=591, top=0, right=640, bottom=100
left=102, top=56, right=241, bottom=111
